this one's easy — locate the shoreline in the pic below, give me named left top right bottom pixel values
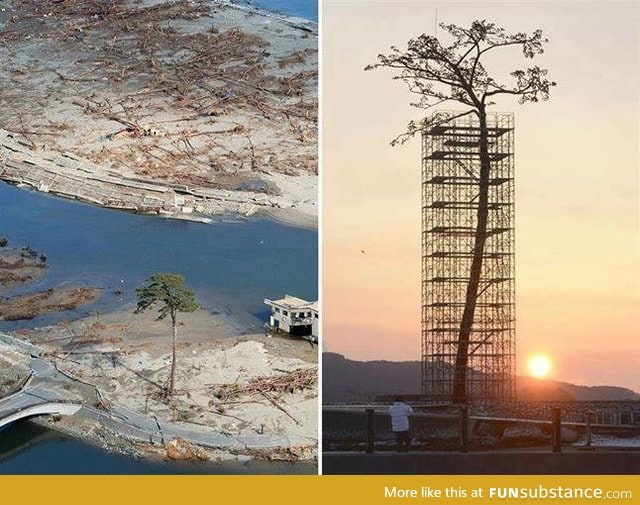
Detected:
left=216, top=1, right=317, bottom=29
left=259, top=207, right=318, bottom=230
left=1, top=266, right=319, bottom=464
left=0, top=0, right=318, bottom=469
left=0, top=0, right=318, bottom=230
left=1, top=240, right=318, bottom=466
left=0, top=131, right=318, bottom=230
left=22, top=416, right=317, bottom=472
left=0, top=330, right=318, bottom=464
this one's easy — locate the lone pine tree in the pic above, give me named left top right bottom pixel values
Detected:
left=135, top=273, right=199, bottom=397
left=367, top=20, right=555, bottom=403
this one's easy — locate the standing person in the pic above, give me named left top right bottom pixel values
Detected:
left=389, top=396, right=413, bottom=452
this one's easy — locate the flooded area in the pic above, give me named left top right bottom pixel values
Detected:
left=0, top=182, right=317, bottom=332
left=0, top=0, right=318, bottom=476
left=0, top=176, right=317, bottom=474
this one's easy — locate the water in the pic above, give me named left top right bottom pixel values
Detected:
left=0, top=422, right=316, bottom=474
left=0, top=0, right=318, bottom=477
left=238, top=0, right=318, bottom=22
left=0, top=182, right=317, bottom=332
left=0, top=182, right=317, bottom=474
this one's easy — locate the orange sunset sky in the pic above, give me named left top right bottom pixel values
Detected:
left=322, top=1, right=640, bottom=391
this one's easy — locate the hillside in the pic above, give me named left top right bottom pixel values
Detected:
left=323, top=353, right=640, bottom=404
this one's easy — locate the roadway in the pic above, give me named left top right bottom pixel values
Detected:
left=0, top=333, right=308, bottom=450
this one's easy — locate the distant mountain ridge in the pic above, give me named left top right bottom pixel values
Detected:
left=323, top=352, right=640, bottom=404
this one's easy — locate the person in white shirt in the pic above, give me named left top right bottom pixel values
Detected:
left=388, top=396, right=413, bottom=452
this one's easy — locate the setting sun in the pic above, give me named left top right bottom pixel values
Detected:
left=528, top=354, right=553, bottom=379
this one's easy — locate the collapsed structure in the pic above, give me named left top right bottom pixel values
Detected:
left=421, top=112, right=515, bottom=403
left=264, top=295, right=318, bottom=342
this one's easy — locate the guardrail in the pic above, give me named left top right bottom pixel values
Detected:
left=324, top=406, right=640, bottom=454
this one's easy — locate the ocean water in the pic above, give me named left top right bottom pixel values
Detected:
left=0, top=182, right=317, bottom=332
left=0, top=181, right=317, bottom=473
left=0, top=0, right=318, bottom=475
left=238, top=0, right=318, bottom=22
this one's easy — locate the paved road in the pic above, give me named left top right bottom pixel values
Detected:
left=0, top=334, right=310, bottom=450
left=0, top=355, right=73, bottom=415
left=0, top=390, right=45, bottom=415
left=0, top=375, right=83, bottom=429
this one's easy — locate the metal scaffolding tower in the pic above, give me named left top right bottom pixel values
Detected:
left=421, top=111, right=516, bottom=403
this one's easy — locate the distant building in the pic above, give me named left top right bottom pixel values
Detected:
left=264, top=295, right=318, bottom=342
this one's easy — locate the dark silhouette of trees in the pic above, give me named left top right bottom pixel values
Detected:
left=367, top=20, right=555, bottom=403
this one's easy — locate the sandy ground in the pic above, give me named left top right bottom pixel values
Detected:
left=12, top=307, right=318, bottom=459
left=14, top=305, right=248, bottom=345
left=0, top=0, right=318, bottom=225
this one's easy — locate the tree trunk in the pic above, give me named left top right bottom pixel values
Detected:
left=452, top=107, right=491, bottom=404
left=168, top=312, right=177, bottom=396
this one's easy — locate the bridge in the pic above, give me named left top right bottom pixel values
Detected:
left=0, top=390, right=81, bottom=429
left=0, top=333, right=308, bottom=451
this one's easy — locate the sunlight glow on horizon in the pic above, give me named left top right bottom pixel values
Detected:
left=527, top=354, right=553, bottom=379
left=323, top=1, right=640, bottom=391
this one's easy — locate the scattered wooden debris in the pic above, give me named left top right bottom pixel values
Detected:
left=164, top=437, right=210, bottom=461
left=2, top=0, right=316, bottom=169
left=214, top=367, right=317, bottom=402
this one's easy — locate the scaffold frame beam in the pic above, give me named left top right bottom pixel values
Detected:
left=421, top=111, right=516, bottom=403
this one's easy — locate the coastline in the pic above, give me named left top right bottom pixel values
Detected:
left=22, top=416, right=317, bottom=472
left=0, top=130, right=318, bottom=230
left=0, top=0, right=318, bottom=229
left=0, top=329, right=318, bottom=464
left=0, top=0, right=318, bottom=470
left=216, top=1, right=317, bottom=28
left=1, top=237, right=318, bottom=466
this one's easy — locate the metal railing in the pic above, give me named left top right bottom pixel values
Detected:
left=324, top=405, right=640, bottom=454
